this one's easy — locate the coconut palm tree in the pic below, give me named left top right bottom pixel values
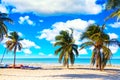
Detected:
left=105, top=0, right=120, bottom=21
left=54, top=29, right=78, bottom=68
left=6, top=31, right=22, bottom=68
left=110, top=38, right=120, bottom=47
left=0, top=12, right=13, bottom=41
left=80, top=24, right=112, bottom=71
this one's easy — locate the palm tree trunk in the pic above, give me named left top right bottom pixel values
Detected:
left=67, top=59, right=69, bottom=69
left=13, top=52, right=16, bottom=68
left=13, top=46, right=17, bottom=68
left=98, top=51, right=102, bottom=71
left=99, top=55, right=102, bottom=71
left=96, top=48, right=102, bottom=71
left=67, top=63, right=69, bottom=68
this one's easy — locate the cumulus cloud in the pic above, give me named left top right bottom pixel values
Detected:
left=23, top=49, right=32, bottom=54
left=48, top=54, right=54, bottom=57
left=37, top=18, right=95, bottom=44
left=18, top=16, right=35, bottom=25
left=0, top=4, right=8, bottom=13
left=2, top=0, right=103, bottom=15
left=38, top=52, right=56, bottom=58
left=108, top=33, right=119, bottom=39
left=18, top=32, right=24, bottom=37
left=20, top=39, right=40, bottom=54
left=20, top=39, right=40, bottom=49
left=39, top=20, right=44, bottom=23
left=109, top=46, right=119, bottom=54
left=109, top=22, right=120, bottom=28
left=79, top=49, right=88, bottom=55
left=39, top=52, right=45, bottom=56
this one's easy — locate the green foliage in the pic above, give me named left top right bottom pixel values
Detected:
left=106, top=0, right=120, bottom=10
left=105, top=0, right=120, bottom=21
left=54, top=29, right=78, bottom=68
left=5, top=31, right=23, bottom=68
left=80, top=24, right=112, bottom=71
left=0, top=12, right=13, bottom=41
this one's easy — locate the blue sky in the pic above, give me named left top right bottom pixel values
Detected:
left=0, top=0, right=120, bottom=59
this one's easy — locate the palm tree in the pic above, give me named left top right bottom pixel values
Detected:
left=6, top=31, right=22, bottom=68
left=80, top=24, right=112, bottom=71
left=0, top=12, right=13, bottom=41
left=110, top=38, right=120, bottom=47
left=54, top=29, right=78, bottom=68
left=105, top=0, right=120, bottom=21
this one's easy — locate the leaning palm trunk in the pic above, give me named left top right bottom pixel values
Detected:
left=13, top=52, right=16, bottom=68
left=13, top=46, right=17, bottom=68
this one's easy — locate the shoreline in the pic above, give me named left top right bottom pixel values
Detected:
left=0, top=64, right=120, bottom=80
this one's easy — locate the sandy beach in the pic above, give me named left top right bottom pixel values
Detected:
left=0, top=64, right=120, bottom=80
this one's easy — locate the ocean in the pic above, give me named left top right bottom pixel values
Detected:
left=1, top=58, right=120, bottom=65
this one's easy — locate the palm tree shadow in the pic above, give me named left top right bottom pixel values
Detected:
left=51, top=73, right=119, bottom=80
left=53, top=74, right=104, bottom=78
left=50, top=67, right=120, bottom=80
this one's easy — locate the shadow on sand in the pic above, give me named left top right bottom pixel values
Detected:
left=49, top=68, right=120, bottom=80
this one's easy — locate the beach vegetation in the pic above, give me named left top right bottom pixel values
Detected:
left=54, top=29, right=79, bottom=68
left=5, top=31, right=23, bottom=68
left=105, top=0, right=120, bottom=21
left=80, top=24, right=112, bottom=71
left=0, top=12, right=13, bottom=42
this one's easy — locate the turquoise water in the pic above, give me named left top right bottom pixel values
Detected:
left=1, top=58, right=120, bottom=65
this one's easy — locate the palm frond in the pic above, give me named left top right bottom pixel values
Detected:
left=59, top=49, right=65, bottom=63
left=54, top=47, right=63, bottom=55
left=105, top=9, right=120, bottom=21
left=54, top=41, right=65, bottom=47
left=102, top=45, right=112, bottom=69
left=90, top=48, right=97, bottom=66
left=18, top=42, right=22, bottom=51
left=72, top=44, right=79, bottom=56
left=8, top=42, right=16, bottom=50
left=0, top=18, right=13, bottom=23
left=109, top=38, right=120, bottom=46
left=80, top=41, right=94, bottom=50
left=0, top=23, right=8, bottom=36
left=69, top=52, right=75, bottom=65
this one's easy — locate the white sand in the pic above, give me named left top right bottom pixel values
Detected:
left=0, top=64, right=120, bottom=80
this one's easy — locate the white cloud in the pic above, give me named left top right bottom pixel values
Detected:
left=23, top=49, right=32, bottom=54
left=18, top=16, right=35, bottom=25
left=18, top=32, right=23, bottom=37
left=109, top=22, right=120, bottom=28
left=20, top=39, right=40, bottom=54
left=2, top=0, right=103, bottom=15
left=39, top=20, right=44, bottom=23
left=37, top=18, right=95, bottom=44
left=78, top=49, right=87, bottom=55
left=20, top=39, right=40, bottom=49
left=0, top=4, right=8, bottom=13
left=48, top=54, right=54, bottom=57
left=38, top=53, right=56, bottom=58
left=52, top=19, right=95, bottom=31
left=39, top=52, right=45, bottom=56
left=109, top=46, right=119, bottom=54
left=89, top=46, right=119, bottom=54
left=108, top=33, right=119, bottom=39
